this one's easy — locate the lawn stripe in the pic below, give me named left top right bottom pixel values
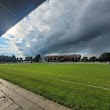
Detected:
left=42, top=76, right=110, bottom=91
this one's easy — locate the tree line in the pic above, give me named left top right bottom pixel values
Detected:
left=82, top=52, right=110, bottom=62
left=24, top=55, right=41, bottom=62
left=0, top=52, right=110, bottom=63
left=0, top=55, right=16, bottom=62
left=0, top=55, right=41, bottom=63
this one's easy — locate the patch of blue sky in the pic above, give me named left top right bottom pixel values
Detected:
left=79, top=49, right=93, bottom=54
left=78, top=49, right=94, bottom=57
left=6, top=34, right=15, bottom=38
left=0, top=37, right=9, bottom=47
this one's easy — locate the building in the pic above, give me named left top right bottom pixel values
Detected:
left=45, top=54, right=81, bottom=62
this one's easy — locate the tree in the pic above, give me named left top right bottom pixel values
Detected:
left=11, top=55, right=17, bottom=62
left=19, top=57, right=23, bottom=61
left=25, top=57, right=33, bottom=61
left=82, top=57, right=88, bottom=62
left=29, top=57, right=33, bottom=61
left=25, top=57, right=28, bottom=61
left=0, top=55, right=17, bottom=62
left=89, top=56, right=97, bottom=62
left=99, top=52, right=110, bottom=62
left=33, top=55, right=41, bottom=62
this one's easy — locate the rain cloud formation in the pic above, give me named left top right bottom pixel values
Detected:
left=1, top=0, right=110, bottom=57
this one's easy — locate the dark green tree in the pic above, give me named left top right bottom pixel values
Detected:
left=82, top=57, right=88, bottom=62
left=33, top=55, right=41, bottom=62
left=19, top=57, right=23, bottom=61
left=99, top=52, right=110, bottom=62
left=89, top=56, right=97, bottom=62
left=11, top=55, right=17, bottom=62
left=25, top=57, right=33, bottom=61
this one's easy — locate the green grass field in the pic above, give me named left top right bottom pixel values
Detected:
left=0, top=63, right=110, bottom=110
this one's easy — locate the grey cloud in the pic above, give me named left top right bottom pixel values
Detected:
left=2, top=0, right=110, bottom=57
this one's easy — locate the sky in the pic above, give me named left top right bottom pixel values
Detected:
left=0, top=0, right=110, bottom=58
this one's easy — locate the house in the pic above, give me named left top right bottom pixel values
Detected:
left=45, top=54, right=81, bottom=62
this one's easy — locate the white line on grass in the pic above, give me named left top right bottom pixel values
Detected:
left=43, top=76, right=110, bottom=91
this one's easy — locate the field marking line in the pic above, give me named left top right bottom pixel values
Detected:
left=42, top=76, right=110, bottom=91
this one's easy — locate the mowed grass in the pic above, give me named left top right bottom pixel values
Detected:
left=0, top=63, right=110, bottom=110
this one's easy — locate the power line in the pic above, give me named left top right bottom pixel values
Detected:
left=0, top=3, right=17, bottom=18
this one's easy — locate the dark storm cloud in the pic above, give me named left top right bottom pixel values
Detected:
left=2, top=0, right=110, bottom=57
left=37, top=0, right=110, bottom=55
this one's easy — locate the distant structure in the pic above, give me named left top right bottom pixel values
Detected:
left=45, top=54, right=81, bottom=62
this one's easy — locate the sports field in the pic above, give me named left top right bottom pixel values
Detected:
left=0, top=63, right=110, bottom=110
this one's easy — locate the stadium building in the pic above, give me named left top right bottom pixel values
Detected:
left=45, top=54, right=81, bottom=62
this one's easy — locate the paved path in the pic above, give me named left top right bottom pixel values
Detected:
left=0, top=78, right=71, bottom=110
